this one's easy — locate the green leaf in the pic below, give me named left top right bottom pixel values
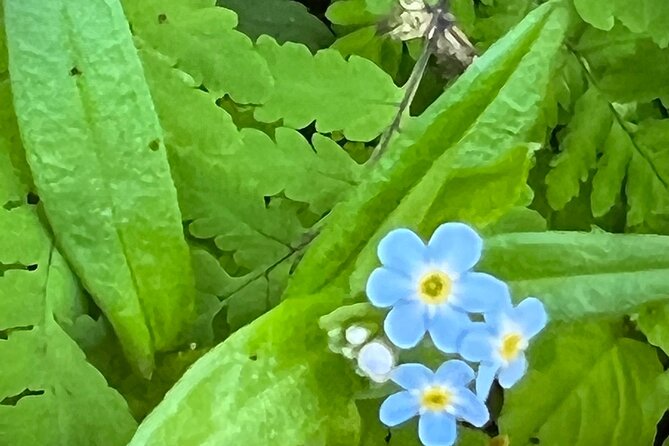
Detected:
left=286, top=2, right=571, bottom=298
left=0, top=206, right=136, bottom=446
left=139, top=47, right=361, bottom=331
left=218, top=0, right=334, bottom=52
left=5, top=0, right=195, bottom=374
left=122, top=0, right=273, bottom=104
left=577, top=25, right=669, bottom=103
left=480, top=231, right=669, bottom=320
left=128, top=295, right=362, bottom=445
left=573, top=0, right=615, bottom=30
left=326, top=0, right=376, bottom=26
left=253, top=35, right=402, bottom=141
left=499, top=320, right=665, bottom=446
left=591, top=122, right=632, bottom=217
left=331, top=26, right=404, bottom=78
left=545, top=87, right=613, bottom=211
left=573, top=0, right=669, bottom=47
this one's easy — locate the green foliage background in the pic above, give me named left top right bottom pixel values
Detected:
left=1, top=0, right=669, bottom=445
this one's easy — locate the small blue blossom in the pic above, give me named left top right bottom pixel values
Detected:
left=379, top=361, right=489, bottom=446
left=459, top=297, right=548, bottom=400
left=366, top=223, right=510, bottom=352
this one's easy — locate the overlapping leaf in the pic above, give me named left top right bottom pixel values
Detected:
left=128, top=295, right=361, bottom=446
left=0, top=203, right=136, bottom=446
left=123, top=0, right=402, bottom=141
left=573, top=0, right=669, bottom=47
left=5, top=0, right=195, bottom=374
left=287, top=1, right=570, bottom=298
left=499, top=320, right=666, bottom=446
left=127, top=5, right=572, bottom=443
left=138, top=47, right=362, bottom=331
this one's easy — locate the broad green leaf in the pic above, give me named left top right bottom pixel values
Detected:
left=499, top=320, right=665, bottom=445
left=545, top=87, right=613, bottom=210
left=128, top=295, right=362, bottom=445
left=218, top=0, right=334, bottom=52
left=5, top=0, right=195, bottom=374
left=0, top=206, right=136, bottom=446
left=253, top=35, right=402, bottom=141
left=480, top=231, right=669, bottom=320
left=286, top=2, right=571, bottom=299
left=326, top=0, right=376, bottom=26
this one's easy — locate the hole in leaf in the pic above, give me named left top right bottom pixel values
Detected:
left=249, top=354, right=257, bottom=361
left=27, top=192, right=40, bottom=205
left=69, top=66, right=82, bottom=76
left=1, top=388, right=45, bottom=406
left=0, top=325, right=34, bottom=340
left=0, top=263, right=37, bottom=277
left=529, top=437, right=540, bottom=444
left=3, top=200, right=22, bottom=210
left=158, top=13, right=167, bottom=24
left=384, top=429, right=391, bottom=443
left=149, top=139, right=161, bottom=151
left=263, top=196, right=271, bottom=208
left=196, top=84, right=209, bottom=93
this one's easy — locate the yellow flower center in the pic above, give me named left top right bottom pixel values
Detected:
left=421, top=386, right=452, bottom=411
left=500, top=333, right=524, bottom=361
left=418, top=271, right=452, bottom=304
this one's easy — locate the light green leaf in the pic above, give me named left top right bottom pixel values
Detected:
left=331, top=26, right=403, bottom=78
left=591, top=122, right=632, bottom=217
left=129, top=295, right=361, bottom=445
left=122, top=0, right=273, bottom=104
left=254, top=35, right=402, bottom=141
left=286, top=2, right=571, bottom=298
left=480, top=231, right=669, bottom=320
left=5, top=0, right=195, bottom=374
left=545, top=87, right=613, bottom=210
left=0, top=206, right=136, bottom=446
left=573, top=0, right=615, bottom=30
left=499, top=320, right=665, bottom=446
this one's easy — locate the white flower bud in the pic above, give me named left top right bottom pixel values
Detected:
left=357, top=340, right=396, bottom=383
left=345, top=325, right=371, bottom=346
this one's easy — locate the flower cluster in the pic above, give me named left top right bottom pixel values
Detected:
left=365, top=223, right=547, bottom=446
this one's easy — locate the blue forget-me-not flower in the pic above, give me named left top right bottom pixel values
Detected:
left=366, top=223, right=509, bottom=352
left=459, top=297, right=548, bottom=400
left=380, top=361, right=489, bottom=446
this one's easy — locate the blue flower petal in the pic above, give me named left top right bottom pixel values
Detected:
left=418, top=411, right=457, bottom=446
left=498, top=354, right=528, bottom=388
left=435, top=360, right=475, bottom=387
left=452, top=272, right=510, bottom=313
left=384, top=301, right=427, bottom=349
left=391, top=363, right=434, bottom=390
left=429, top=307, right=472, bottom=353
left=426, top=222, right=483, bottom=274
left=380, top=391, right=420, bottom=427
left=514, top=297, right=548, bottom=338
left=458, top=323, right=495, bottom=362
left=451, top=388, right=490, bottom=427
left=378, top=228, right=427, bottom=274
left=474, top=363, right=498, bottom=402
left=366, top=267, right=415, bottom=308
